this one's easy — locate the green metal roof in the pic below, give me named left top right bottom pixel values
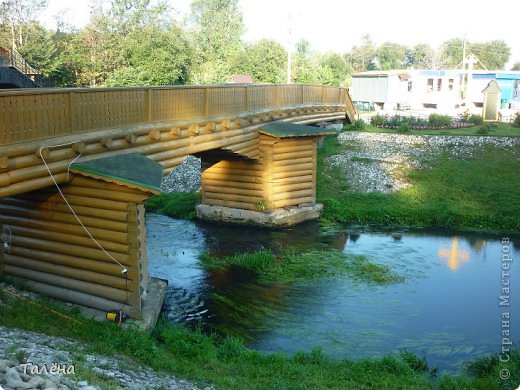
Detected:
left=71, top=153, right=163, bottom=193
left=257, top=122, right=336, bottom=138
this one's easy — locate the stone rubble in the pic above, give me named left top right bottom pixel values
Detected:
left=161, top=156, right=201, bottom=193
left=331, top=132, right=520, bottom=194
left=0, top=324, right=203, bottom=390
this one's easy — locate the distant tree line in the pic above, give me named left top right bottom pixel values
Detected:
left=0, top=0, right=515, bottom=88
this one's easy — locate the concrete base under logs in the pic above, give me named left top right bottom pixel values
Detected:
left=195, top=203, right=324, bottom=228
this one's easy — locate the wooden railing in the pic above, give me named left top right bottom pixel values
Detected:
left=0, top=84, right=352, bottom=145
left=0, top=47, right=40, bottom=76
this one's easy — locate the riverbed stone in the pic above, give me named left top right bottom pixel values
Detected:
left=43, top=379, right=59, bottom=389
left=6, top=366, right=22, bottom=382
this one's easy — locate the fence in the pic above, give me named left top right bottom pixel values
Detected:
left=0, top=84, right=352, bottom=145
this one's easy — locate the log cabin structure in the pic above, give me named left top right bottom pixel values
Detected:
left=0, top=153, right=162, bottom=319
left=196, top=122, right=334, bottom=227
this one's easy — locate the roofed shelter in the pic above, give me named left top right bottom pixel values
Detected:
left=196, top=122, right=334, bottom=227
left=0, top=153, right=164, bottom=320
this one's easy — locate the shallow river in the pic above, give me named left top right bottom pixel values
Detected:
left=146, top=212, right=519, bottom=373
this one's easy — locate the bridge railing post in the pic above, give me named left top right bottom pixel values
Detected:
left=245, top=85, right=249, bottom=111
left=275, top=85, right=280, bottom=107
left=146, top=89, right=152, bottom=122
left=204, top=87, right=209, bottom=116
left=68, top=91, right=75, bottom=133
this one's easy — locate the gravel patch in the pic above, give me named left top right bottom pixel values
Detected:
left=331, top=132, right=520, bottom=194
left=161, top=156, right=201, bottom=193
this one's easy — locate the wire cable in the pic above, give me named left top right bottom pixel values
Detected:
left=39, top=143, right=127, bottom=274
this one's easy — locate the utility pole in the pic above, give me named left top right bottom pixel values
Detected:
left=287, top=12, right=292, bottom=84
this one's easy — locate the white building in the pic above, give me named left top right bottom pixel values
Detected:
left=350, top=69, right=462, bottom=111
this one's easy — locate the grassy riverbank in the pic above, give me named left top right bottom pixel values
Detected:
left=317, top=136, right=520, bottom=232
left=357, top=122, right=520, bottom=136
left=145, top=191, right=200, bottom=219
left=0, top=287, right=518, bottom=389
left=200, top=248, right=403, bottom=284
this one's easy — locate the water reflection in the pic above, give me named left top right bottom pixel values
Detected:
left=146, top=213, right=520, bottom=374
left=437, top=236, right=471, bottom=271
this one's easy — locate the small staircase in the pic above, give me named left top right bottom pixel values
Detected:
left=0, top=46, right=41, bottom=88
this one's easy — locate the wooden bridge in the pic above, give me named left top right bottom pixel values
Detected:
left=0, top=83, right=355, bottom=320
left=0, top=84, right=354, bottom=197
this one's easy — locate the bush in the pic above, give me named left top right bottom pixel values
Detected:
left=408, top=117, right=428, bottom=128
left=514, top=113, right=520, bottom=128
left=398, top=122, right=410, bottom=133
left=343, top=119, right=366, bottom=131
left=428, top=113, right=452, bottom=128
left=370, top=114, right=385, bottom=127
left=468, top=115, right=483, bottom=125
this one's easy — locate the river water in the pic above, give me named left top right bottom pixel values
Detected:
left=146, top=212, right=519, bottom=373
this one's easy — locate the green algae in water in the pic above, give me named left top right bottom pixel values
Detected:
left=200, top=248, right=404, bottom=285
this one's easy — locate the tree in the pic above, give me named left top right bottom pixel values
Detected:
left=232, top=39, right=286, bottom=83
left=189, top=0, right=244, bottom=83
left=106, top=0, right=169, bottom=35
left=292, top=39, right=318, bottom=84
left=512, top=62, right=520, bottom=71
left=76, top=0, right=189, bottom=87
left=441, top=38, right=511, bottom=70
left=316, top=52, right=350, bottom=86
left=106, top=26, right=193, bottom=86
left=350, top=34, right=376, bottom=72
left=375, top=42, right=407, bottom=70
left=470, top=40, right=510, bottom=70
left=0, top=0, right=47, bottom=50
left=440, top=38, right=464, bottom=68
left=406, top=44, right=433, bottom=68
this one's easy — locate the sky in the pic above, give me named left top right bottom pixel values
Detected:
left=41, top=0, right=520, bottom=68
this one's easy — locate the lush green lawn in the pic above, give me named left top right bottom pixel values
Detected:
left=1, top=287, right=518, bottom=390
left=317, top=137, right=520, bottom=233
left=357, top=122, right=520, bottom=136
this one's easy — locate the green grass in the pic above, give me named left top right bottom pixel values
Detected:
left=318, top=137, right=520, bottom=232
left=145, top=191, right=200, bottom=219
left=358, top=123, right=520, bottom=136
left=0, top=287, right=517, bottom=389
left=200, top=248, right=404, bottom=284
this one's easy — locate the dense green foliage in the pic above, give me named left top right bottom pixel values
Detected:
left=0, top=287, right=517, bottom=389
left=317, top=137, right=520, bottom=232
left=0, top=1, right=513, bottom=87
left=343, top=119, right=366, bottom=131
left=200, top=248, right=403, bottom=284
left=145, top=191, right=200, bottom=220
left=514, top=113, right=520, bottom=128
left=233, top=39, right=287, bottom=83
left=363, top=120, right=519, bottom=136
left=428, top=113, right=453, bottom=128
